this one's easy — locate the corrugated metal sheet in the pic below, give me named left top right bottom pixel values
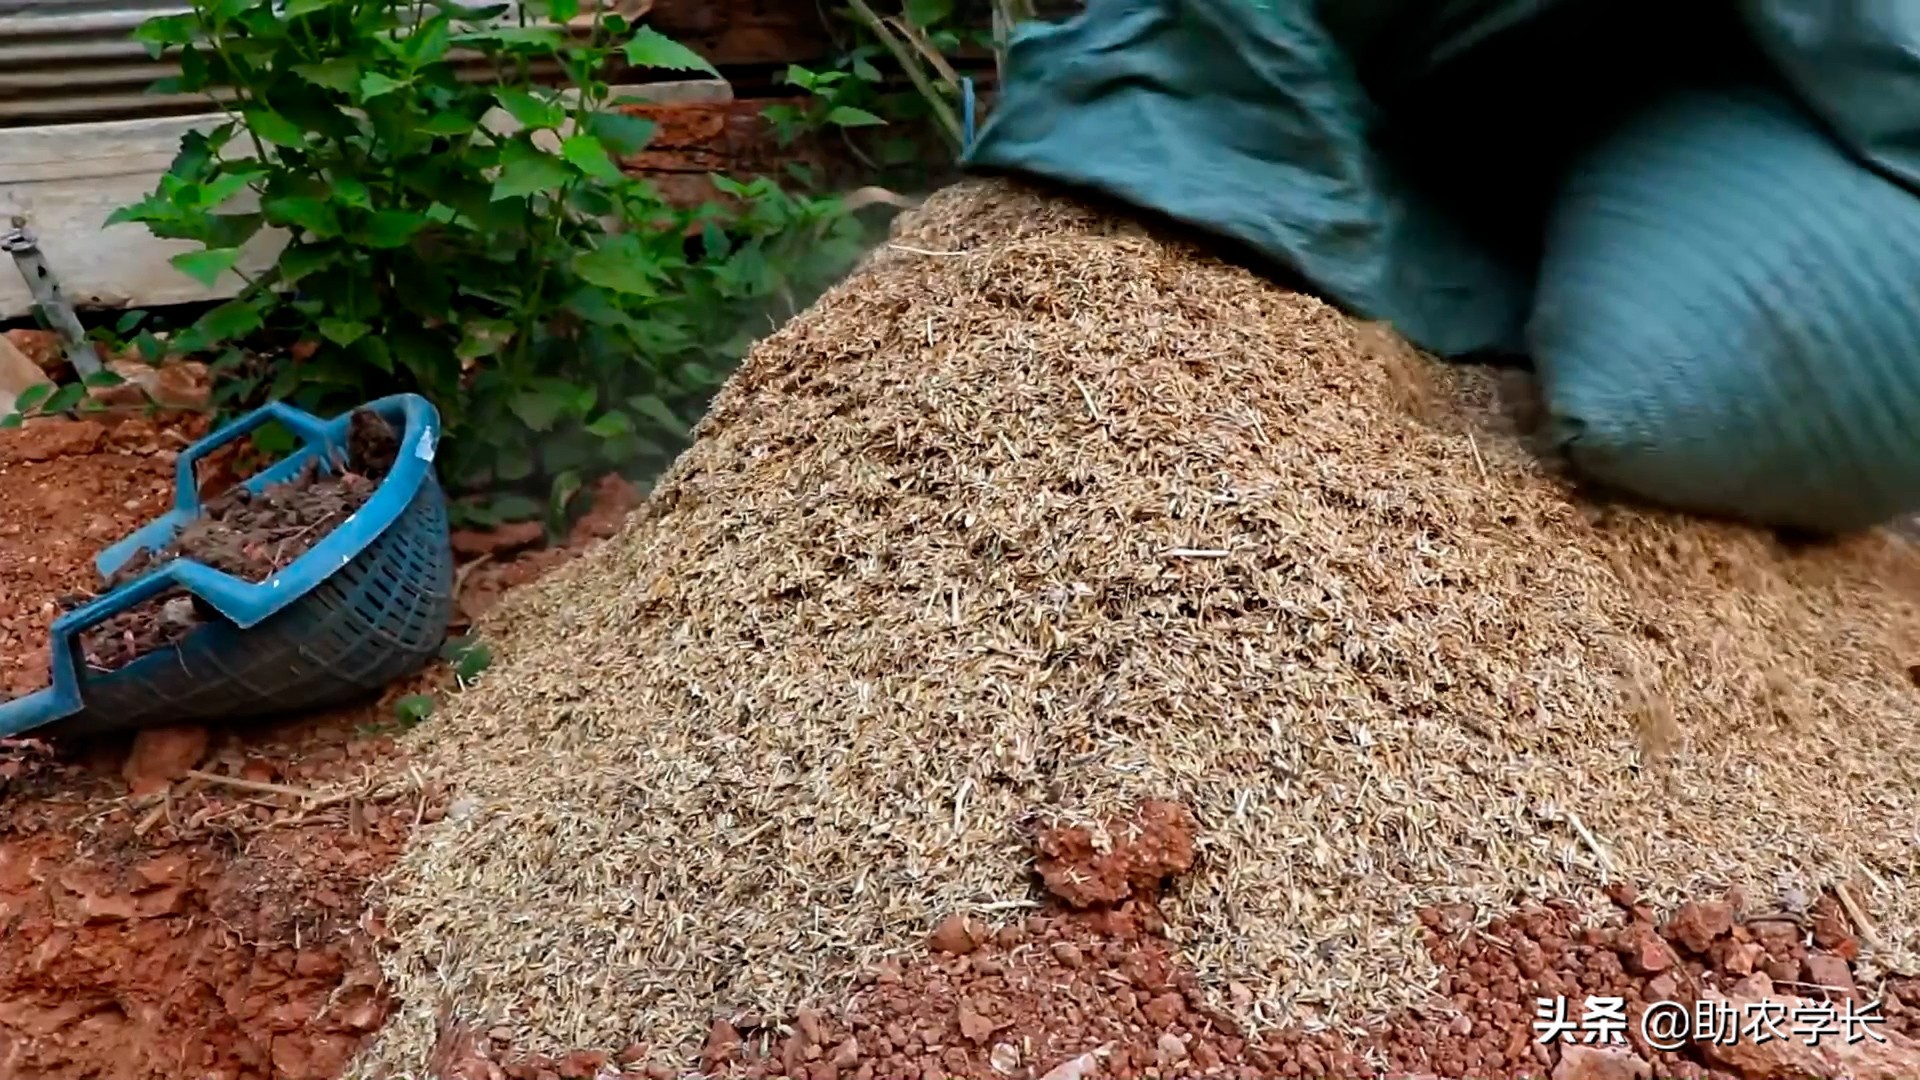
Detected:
left=0, top=0, right=609, bottom=126
left=0, top=0, right=210, bottom=123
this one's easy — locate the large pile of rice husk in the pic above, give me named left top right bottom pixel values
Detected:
left=361, top=180, right=1920, bottom=1067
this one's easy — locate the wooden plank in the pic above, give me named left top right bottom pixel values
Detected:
left=0, top=333, right=51, bottom=416
left=0, top=114, right=285, bottom=319
left=0, top=81, right=732, bottom=319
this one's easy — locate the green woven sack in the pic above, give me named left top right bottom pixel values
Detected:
left=1529, top=84, right=1920, bottom=533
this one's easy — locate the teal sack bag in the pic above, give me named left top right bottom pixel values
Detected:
left=963, top=0, right=1533, bottom=357
left=1741, top=0, right=1920, bottom=191
left=1529, top=85, right=1920, bottom=533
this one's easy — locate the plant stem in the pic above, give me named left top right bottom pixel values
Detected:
left=843, top=0, right=963, bottom=152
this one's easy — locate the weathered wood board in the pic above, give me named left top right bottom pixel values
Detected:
left=0, top=115, right=285, bottom=319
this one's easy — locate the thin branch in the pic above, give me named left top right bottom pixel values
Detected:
left=843, top=0, right=963, bottom=153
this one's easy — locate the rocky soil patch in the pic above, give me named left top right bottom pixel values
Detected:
left=0, top=411, right=630, bottom=1080
left=431, top=803, right=1920, bottom=1080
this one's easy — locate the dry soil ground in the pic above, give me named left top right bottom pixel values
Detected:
left=0, top=407, right=633, bottom=1079
left=4, top=406, right=1919, bottom=1080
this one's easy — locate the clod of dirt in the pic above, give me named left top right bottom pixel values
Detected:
left=1664, top=899, right=1736, bottom=954
left=1, top=419, right=105, bottom=464
left=1032, top=800, right=1197, bottom=909
left=0, top=715, right=427, bottom=1080
left=122, top=724, right=210, bottom=796
left=0, top=737, right=54, bottom=789
left=1552, top=1043, right=1651, bottom=1080
left=74, top=408, right=400, bottom=673
left=346, top=407, right=400, bottom=477
left=929, top=914, right=986, bottom=955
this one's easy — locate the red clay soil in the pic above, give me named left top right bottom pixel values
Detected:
left=0, top=415, right=203, bottom=697
left=0, top=414, right=639, bottom=1080
left=0, top=718, right=431, bottom=1079
left=448, top=807, right=1920, bottom=1080
left=9, top=415, right=1914, bottom=1080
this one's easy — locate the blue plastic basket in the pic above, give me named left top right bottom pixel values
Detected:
left=0, top=393, right=455, bottom=739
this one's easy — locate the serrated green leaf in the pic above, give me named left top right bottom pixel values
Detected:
left=571, top=234, right=654, bottom=295
left=43, top=384, right=87, bottom=415
left=264, top=196, right=340, bottom=237
left=508, top=385, right=570, bottom=431
left=284, top=0, right=338, bottom=14
left=904, top=0, right=952, bottom=26
left=332, top=176, right=372, bottom=208
left=355, top=335, right=394, bottom=373
left=585, top=111, right=654, bottom=156
left=826, top=105, right=886, bottom=128
left=627, top=393, right=687, bottom=434
left=318, top=318, right=370, bottom=346
left=584, top=410, right=632, bottom=437
left=359, top=71, right=409, bottom=100
left=419, top=111, right=475, bottom=135
left=495, top=87, right=564, bottom=129
left=292, top=58, right=359, bottom=91
left=404, top=14, right=452, bottom=63
left=454, top=318, right=514, bottom=361
left=193, top=299, right=263, bottom=344
left=277, top=242, right=337, bottom=283
left=560, top=134, right=622, bottom=181
left=169, top=247, right=242, bottom=286
left=549, top=0, right=579, bottom=21
left=852, top=56, right=882, bottom=81
left=14, top=384, right=54, bottom=414
left=490, top=145, right=570, bottom=200
left=452, top=26, right=561, bottom=47
left=103, top=203, right=154, bottom=228
left=623, top=26, right=717, bottom=74
left=0, top=412, right=22, bottom=429
left=245, top=108, right=306, bottom=148
left=82, top=368, right=129, bottom=389
left=114, top=310, right=148, bottom=334
left=132, top=14, right=198, bottom=56
left=195, top=169, right=262, bottom=208
left=353, top=210, right=427, bottom=248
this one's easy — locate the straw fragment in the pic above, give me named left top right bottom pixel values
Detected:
left=359, top=180, right=1920, bottom=1070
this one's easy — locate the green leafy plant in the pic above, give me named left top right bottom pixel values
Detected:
left=764, top=62, right=889, bottom=147
left=768, top=0, right=1021, bottom=177
left=107, top=0, right=869, bottom=517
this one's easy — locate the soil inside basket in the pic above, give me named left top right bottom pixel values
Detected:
left=71, top=408, right=402, bottom=674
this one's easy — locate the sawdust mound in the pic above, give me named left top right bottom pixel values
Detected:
left=364, top=180, right=1920, bottom=1066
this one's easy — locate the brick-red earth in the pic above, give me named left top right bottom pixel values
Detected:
left=0, top=413, right=636, bottom=1079
left=7, top=415, right=1918, bottom=1080
left=448, top=811, right=1920, bottom=1080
